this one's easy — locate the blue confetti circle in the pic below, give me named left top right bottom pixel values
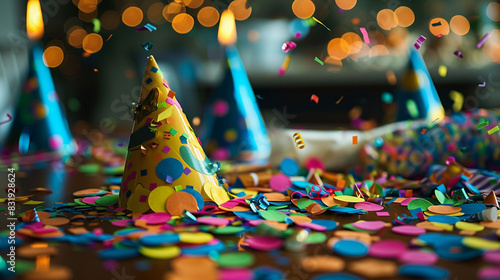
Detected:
left=156, top=158, right=184, bottom=182
left=398, top=264, right=449, bottom=280
left=333, top=239, right=368, bottom=257
left=280, top=158, right=299, bottom=176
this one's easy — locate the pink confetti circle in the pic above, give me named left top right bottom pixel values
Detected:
left=399, top=250, right=438, bottom=265
left=478, top=267, right=500, bottom=280
left=220, top=268, right=253, bottom=280
left=111, top=219, right=133, bottom=227
left=213, top=100, right=229, bottom=117
left=484, top=251, right=500, bottom=264
left=401, top=197, right=418, bottom=207
left=82, top=196, right=100, bottom=204
left=245, top=236, right=283, bottom=251
left=212, top=147, right=230, bottom=161
left=354, top=201, right=384, bottom=211
left=392, top=225, right=426, bottom=236
left=269, top=174, right=292, bottom=192
left=352, top=221, right=386, bottom=231
left=305, top=157, right=325, bottom=171
left=369, top=239, right=408, bottom=258
left=196, top=217, right=230, bottom=226
left=140, top=212, right=172, bottom=225
left=296, top=222, right=327, bottom=231
left=49, top=135, right=62, bottom=150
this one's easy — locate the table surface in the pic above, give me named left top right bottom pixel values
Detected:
left=1, top=160, right=497, bottom=280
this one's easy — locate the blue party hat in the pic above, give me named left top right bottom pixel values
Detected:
left=396, top=48, right=445, bottom=122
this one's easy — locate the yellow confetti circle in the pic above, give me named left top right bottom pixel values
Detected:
left=179, top=232, right=214, bottom=244
left=148, top=186, right=175, bottom=213
left=463, top=237, right=500, bottom=250
left=138, top=246, right=180, bottom=259
left=334, top=195, right=365, bottom=203
left=456, top=222, right=484, bottom=232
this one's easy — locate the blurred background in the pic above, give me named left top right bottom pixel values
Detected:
left=1, top=0, right=500, bottom=145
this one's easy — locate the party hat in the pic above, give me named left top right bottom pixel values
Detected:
left=483, top=191, right=499, bottom=208
left=396, top=48, right=445, bottom=122
left=4, top=44, right=75, bottom=155
left=119, top=56, right=230, bottom=215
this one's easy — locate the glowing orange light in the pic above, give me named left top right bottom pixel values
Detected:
left=172, top=13, right=194, bottom=34
left=122, top=6, right=143, bottom=27
left=229, top=0, right=252, bottom=21
left=369, top=45, right=390, bottom=57
left=197, top=6, right=220, bottom=27
left=82, top=33, right=103, bottom=53
left=327, top=38, right=350, bottom=60
left=218, top=10, right=237, bottom=46
left=377, top=9, right=398, bottom=30
left=27, top=0, right=44, bottom=41
left=486, top=2, right=500, bottom=22
left=395, top=6, right=414, bottom=28
left=335, top=0, right=357, bottom=10
left=450, top=15, right=470, bottom=35
left=292, top=0, right=315, bottom=19
left=147, top=2, right=166, bottom=24
left=163, top=2, right=186, bottom=23
left=43, top=46, right=64, bottom=67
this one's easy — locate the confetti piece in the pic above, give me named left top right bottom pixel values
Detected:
left=106, top=34, right=113, bottom=41
left=92, top=18, right=101, bottom=33
left=478, top=119, right=489, bottom=129
left=293, top=132, right=305, bottom=149
left=406, top=99, right=420, bottom=119
left=420, top=128, right=427, bottom=134
left=93, top=69, right=98, bottom=72
left=431, top=118, right=440, bottom=124
left=295, top=32, right=302, bottom=39
left=438, top=65, right=447, bottom=77
left=336, top=96, right=343, bottom=104
left=312, top=17, right=331, bottom=31
left=477, top=33, right=490, bottom=48
left=413, top=35, right=426, bottom=50
left=449, top=90, right=464, bottom=112
left=432, top=21, right=442, bottom=27
left=0, top=113, right=12, bottom=125
left=310, top=94, right=319, bottom=103
left=360, top=27, right=370, bottom=44
left=279, top=55, right=291, bottom=76
left=454, top=50, right=463, bottom=58
left=478, top=82, right=486, bottom=87
left=376, top=212, right=390, bottom=217
left=141, top=41, right=153, bottom=51
left=314, top=57, right=324, bottom=65
left=282, top=41, right=297, bottom=53
left=386, top=71, right=396, bottom=85
left=352, top=136, right=358, bottom=145
left=488, top=126, right=499, bottom=135
left=256, top=95, right=263, bottom=99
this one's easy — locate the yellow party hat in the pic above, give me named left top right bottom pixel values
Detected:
left=119, top=56, right=230, bottom=214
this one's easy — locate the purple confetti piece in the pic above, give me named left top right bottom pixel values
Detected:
left=282, top=41, right=297, bottom=53
left=477, top=33, right=490, bottom=48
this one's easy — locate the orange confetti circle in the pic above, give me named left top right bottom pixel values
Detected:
left=429, top=18, right=450, bottom=37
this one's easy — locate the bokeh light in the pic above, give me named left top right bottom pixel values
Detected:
left=197, top=6, right=219, bottom=27
left=335, top=0, right=357, bottom=10
left=369, top=45, right=390, bottom=57
left=324, top=57, right=343, bottom=72
left=377, top=9, right=398, bottom=30
left=82, top=33, right=103, bottom=53
left=429, top=18, right=450, bottom=37
left=351, top=18, right=360, bottom=25
left=78, top=0, right=97, bottom=13
left=486, top=2, right=500, bottom=21
left=163, top=2, right=186, bottom=23
left=229, top=0, right=252, bottom=21
left=450, top=15, right=470, bottom=35
left=122, top=6, right=143, bottom=27
left=101, top=10, right=120, bottom=30
left=183, top=0, right=204, bottom=9
left=172, top=13, right=194, bottom=34
left=341, top=32, right=362, bottom=54
left=67, top=27, right=87, bottom=48
left=349, top=43, right=369, bottom=62
left=247, top=29, right=260, bottom=42
left=292, top=0, right=315, bottom=19
left=327, top=38, right=350, bottom=60
left=43, top=46, right=64, bottom=68
left=147, top=2, right=166, bottom=24
left=78, top=9, right=98, bottom=23
left=395, top=6, right=414, bottom=28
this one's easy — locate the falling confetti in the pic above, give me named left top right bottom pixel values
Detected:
left=282, top=41, right=297, bottom=53
left=449, top=90, right=464, bottom=112
left=454, top=50, right=463, bottom=58
left=487, top=126, right=499, bottom=135
left=352, top=136, right=358, bottom=145
left=314, top=57, right=324, bottom=65
left=0, top=113, right=12, bottom=125
left=431, top=21, right=442, bottom=27
left=292, top=132, right=305, bottom=149
left=336, top=96, right=344, bottom=104
left=141, top=41, right=153, bottom=51
left=477, top=33, right=490, bottom=48
left=360, top=27, right=370, bottom=44
left=310, top=94, right=319, bottom=103
left=413, top=35, right=426, bottom=50
left=478, top=82, right=486, bottom=87
left=438, top=65, right=447, bottom=77
left=312, top=17, right=331, bottom=31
